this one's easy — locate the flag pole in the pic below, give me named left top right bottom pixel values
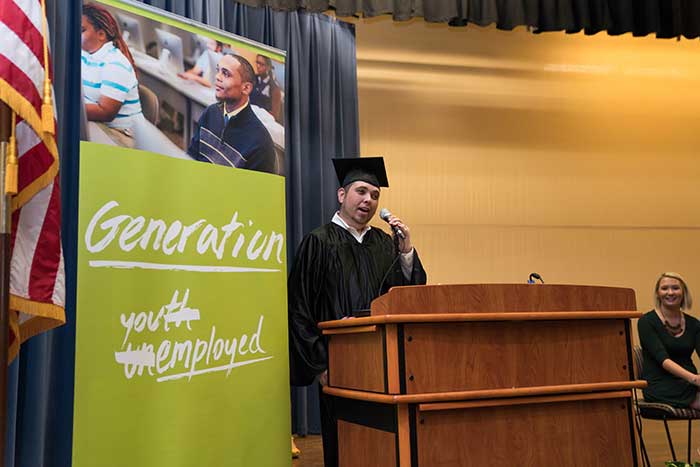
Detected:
left=0, top=100, right=12, bottom=467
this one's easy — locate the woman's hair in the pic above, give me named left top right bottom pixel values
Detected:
left=83, top=3, right=135, bottom=69
left=654, top=272, right=693, bottom=310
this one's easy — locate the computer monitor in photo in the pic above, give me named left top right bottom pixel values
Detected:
left=116, top=13, right=145, bottom=53
left=155, top=28, right=185, bottom=75
left=192, top=35, right=211, bottom=61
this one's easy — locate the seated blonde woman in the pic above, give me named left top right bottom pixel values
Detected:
left=638, top=272, right=700, bottom=408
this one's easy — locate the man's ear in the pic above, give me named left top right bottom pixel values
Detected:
left=241, top=82, right=253, bottom=97
left=337, top=187, right=346, bottom=205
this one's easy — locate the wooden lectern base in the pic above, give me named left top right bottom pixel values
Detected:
left=322, top=284, right=645, bottom=466
left=330, top=388, right=639, bottom=467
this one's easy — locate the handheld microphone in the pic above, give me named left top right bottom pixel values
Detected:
left=528, top=273, right=544, bottom=284
left=379, top=208, right=405, bottom=239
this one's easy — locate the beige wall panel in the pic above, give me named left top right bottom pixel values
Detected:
left=409, top=225, right=699, bottom=312
left=353, top=18, right=700, bottom=335
left=366, top=138, right=700, bottom=227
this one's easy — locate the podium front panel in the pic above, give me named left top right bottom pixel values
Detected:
left=403, top=319, right=630, bottom=394
left=328, top=326, right=387, bottom=393
left=415, top=396, right=635, bottom=467
left=338, top=421, right=397, bottom=467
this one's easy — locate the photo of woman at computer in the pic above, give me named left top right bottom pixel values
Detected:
left=79, top=1, right=287, bottom=175
left=81, top=3, right=144, bottom=148
left=178, top=38, right=223, bottom=88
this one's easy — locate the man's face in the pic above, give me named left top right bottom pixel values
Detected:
left=337, top=181, right=380, bottom=230
left=215, top=55, right=252, bottom=104
left=255, top=56, right=269, bottom=77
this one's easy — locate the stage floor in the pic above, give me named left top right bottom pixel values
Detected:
left=292, top=435, right=323, bottom=467
left=292, top=420, right=700, bottom=467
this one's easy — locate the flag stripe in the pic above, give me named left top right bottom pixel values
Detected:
left=8, top=0, right=54, bottom=82
left=12, top=0, right=42, bottom=37
left=10, top=182, right=51, bottom=297
left=52, top=244, right=65, bottom=307
left=0, top=54, right=42, bottom=112
left=0, top=0, right=44, bottom=64
left=17, top=135, right=54, bottom=194
left=0, top=21, right=44, bottom=94
left=15, top=119, right=41, bottom=155
left=28, top=179, right=61, bottom=302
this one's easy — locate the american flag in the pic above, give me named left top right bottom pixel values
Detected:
left=0, top=0, right=65, bottom=360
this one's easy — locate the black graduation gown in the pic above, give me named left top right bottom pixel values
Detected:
left=287, top=222, right=427, bottom=387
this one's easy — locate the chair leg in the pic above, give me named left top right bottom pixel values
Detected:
left=664, top=418, right=677, bottom=461
left=637, top=426, right=651, bottom=467
left=688, top=420, right=693, bottom=464
left=633, top=411, right=651, bottom=467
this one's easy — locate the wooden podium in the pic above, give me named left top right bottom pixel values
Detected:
left=319, top=284, right=645, bottom=467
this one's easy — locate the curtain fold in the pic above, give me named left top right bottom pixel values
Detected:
left=232, top=0, right=700, bottom=38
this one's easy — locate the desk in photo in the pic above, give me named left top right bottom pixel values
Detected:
left=86, top=121, right=189, bottom=160
left=132, top=50, right=213, bottom=147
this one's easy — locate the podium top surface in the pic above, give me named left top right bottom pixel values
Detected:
left=370, top=284, right=637, bottom=315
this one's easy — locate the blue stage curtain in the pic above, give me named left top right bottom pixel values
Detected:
left=221, top=0, right=700, bottom=39
left=4, top=1, right=81, bottom=467
left=137, top=1, right=360, bottom=436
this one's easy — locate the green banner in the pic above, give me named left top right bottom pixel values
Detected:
left=73, top=142, right=290, bottom=466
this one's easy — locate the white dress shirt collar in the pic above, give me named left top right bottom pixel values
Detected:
left=332, top=212, right=371, bottom=243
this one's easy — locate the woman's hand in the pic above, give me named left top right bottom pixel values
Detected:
left=691, top=374, right=700, bottom=386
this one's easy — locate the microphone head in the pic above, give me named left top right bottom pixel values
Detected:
left=379, top=208, right=391, bottom=222
left=528, top=272, right=544, bottom=284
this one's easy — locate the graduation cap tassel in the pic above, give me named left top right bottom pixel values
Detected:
left=40, top=0, right=54, bottom=135
left=5, top=111, right=18, bottom=196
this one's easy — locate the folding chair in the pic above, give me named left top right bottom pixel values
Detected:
left=633, top=345, right=700, bottom=466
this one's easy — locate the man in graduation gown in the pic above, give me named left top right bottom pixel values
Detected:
left=288, top=157, right=427, bottom=466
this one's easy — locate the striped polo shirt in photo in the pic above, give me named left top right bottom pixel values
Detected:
left=81, top=42, right=142, bottom=130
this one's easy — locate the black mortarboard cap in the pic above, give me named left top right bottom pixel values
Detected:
left=332, top=157, right=389, bottom=188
